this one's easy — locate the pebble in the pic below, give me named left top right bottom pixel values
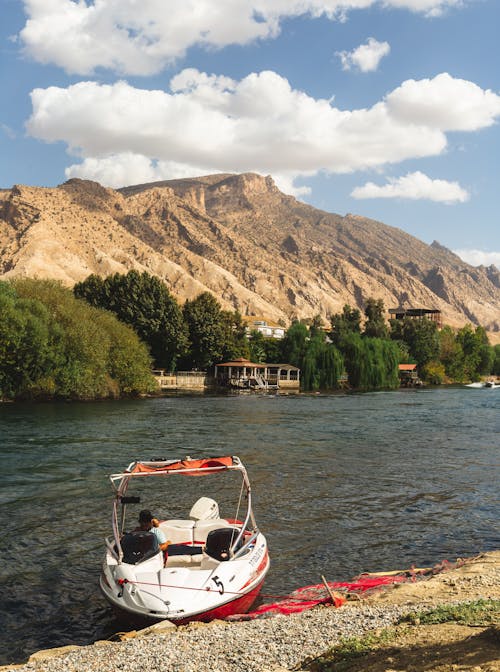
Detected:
left=3, top=603, right=408, bottom=672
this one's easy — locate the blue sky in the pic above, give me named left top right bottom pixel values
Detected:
left=1, top=0, right=499, bottom=267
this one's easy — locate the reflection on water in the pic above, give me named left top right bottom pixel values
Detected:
left=0, top=388, right=498, bottom=664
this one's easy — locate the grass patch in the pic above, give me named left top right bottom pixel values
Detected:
left=304, top=629, right=395, bottom=672
left=400, top=599, right=500, bottom=627
left=304, top=601, right=500, bottom=671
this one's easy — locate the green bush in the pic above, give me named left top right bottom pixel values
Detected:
left=1, top=279, right=155, bottom=400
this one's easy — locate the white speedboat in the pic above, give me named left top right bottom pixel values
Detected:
left=484, top=380, right=499, bottom=388
left=100, top=456, right=270, bottom=624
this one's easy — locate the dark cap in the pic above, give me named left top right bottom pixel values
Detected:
left=139, top=509, right=154, bottom=523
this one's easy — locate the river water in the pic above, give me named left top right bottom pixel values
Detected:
left=0, top=388, right=498, bottom=664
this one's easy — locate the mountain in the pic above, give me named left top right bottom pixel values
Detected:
left=1, top=173, right=499, bottom=336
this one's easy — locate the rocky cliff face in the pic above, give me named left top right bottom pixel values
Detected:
left=1, top=173, right=499, bottom=336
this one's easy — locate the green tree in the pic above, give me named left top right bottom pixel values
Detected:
left=75, top=271, right=188, bottom=369
left=3, top=279, right=155, bottom=399
left=220, top=310, right=250, bottom=362
left=439, top=325, right=464, bottom=381
left=182, top=292, right=227, bottom=369
left=340, top=332, right=399, bottom=390
left=390, top=317, right=440, bottom=370
left=492, top=344, right=500, bottom=376
left=248, top=330, right=266, bottom=362
left=455, top=324, right=493, bottom=381
left=422, top=360, right=446, bottom=385
left=330, top=304, right=361, bottom=346
left=262, top=337, right=283, bottom=364
left=363, top=298, right=388, bottom=339
left=0, top=283, right=55, bottom=397
left=281, top=321, right=309, bottom=368
left=475, top=326, right=494, bottom=376
left=96, top=311, right=157, bottom=394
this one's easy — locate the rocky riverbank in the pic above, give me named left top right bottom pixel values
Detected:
left=3, top=551, right=499, bottom=672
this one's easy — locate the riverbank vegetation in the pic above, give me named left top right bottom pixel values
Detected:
left=0, top=279, right=156, bottom=400
left=1, top=272, right=498, bottom=399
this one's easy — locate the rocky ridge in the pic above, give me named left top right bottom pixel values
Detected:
left=1, top=173, right=499, bottom=335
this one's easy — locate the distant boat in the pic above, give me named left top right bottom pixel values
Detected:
left=465, top=381, right=499, bottom=389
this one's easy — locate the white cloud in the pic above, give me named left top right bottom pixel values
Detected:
left=66, top=152, right=314, bottom=198
left=26, top=71, right=499, bottom=191
left=65, top=154, right=206, bottom=188
left=351, top=171, right=469, bottom=202
left=337, top=37, right=390, bottom=72
left=453, top=249, right=500, bottom=268
left=20, top=0, right=464, bottom=75
left=383, top=0, right=463, bottom=18
left=386, top=73, right=500, bottom=132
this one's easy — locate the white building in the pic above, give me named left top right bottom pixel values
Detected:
left=243, top=317, right=285, bottom=340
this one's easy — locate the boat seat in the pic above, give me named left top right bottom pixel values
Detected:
left=165, top=553, right=204, bottom=568
left=193, top=519, right=233, bottom=545
left=205, top=527, right=243, bottom=561
left=158, top=520, right=194, bottom=545
left=121, top=531, right=160, bottom=565
left=165, top=544, right=203, bottom=568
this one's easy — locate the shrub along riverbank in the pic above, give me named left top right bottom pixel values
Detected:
left=0, top=279, right=156, bottom=400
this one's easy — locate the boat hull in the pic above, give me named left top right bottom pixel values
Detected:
left=99, top=562, right=269, bottom=625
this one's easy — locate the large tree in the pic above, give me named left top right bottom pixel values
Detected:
left=390, top=316, right=440, bottom=369
left=220, top=310, right=250, bottom=362
left=182, top=292, right=228, bottom=369
left=363, top=298, right=388, bottom=339
left=281, top=321, right=309, bottom=368
left=74, top=271, right=188, bottom=369
left=330, top=304, right=361, bottom=346
left=455, top=324, right=494, bottom=380
left=341, top=332, right=399, bottom=390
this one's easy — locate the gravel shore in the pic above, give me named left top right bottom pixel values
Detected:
left=4, top=603, right=407, bottom=672
left=4, top=552, right=499, bottom=672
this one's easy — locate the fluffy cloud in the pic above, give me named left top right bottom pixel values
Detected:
left=20, top=0, right=464, bottom=75
left=453, top=249, right=500, bottom=268
left=337, top=38, right=390, bottom=72
left=386, top=73, right=500, bottom=131
left=26, top=70, right=499, bottom=191
left=351, top=171, right=469, bottom=203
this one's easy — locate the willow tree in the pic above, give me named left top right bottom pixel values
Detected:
left=340, top=332, right=399, bottom=390
left=290, top=329, right=344, bottom=392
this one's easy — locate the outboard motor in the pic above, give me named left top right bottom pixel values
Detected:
left=189, top=497, right=219, bottom=520
left=205, top=528, right=242, bottom=561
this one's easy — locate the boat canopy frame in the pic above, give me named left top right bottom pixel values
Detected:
left=108, top=456, right=256, bottom=563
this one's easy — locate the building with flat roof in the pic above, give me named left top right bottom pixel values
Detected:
left=389, top=307, right=442, bottom=329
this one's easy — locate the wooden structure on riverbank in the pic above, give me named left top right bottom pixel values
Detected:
left=214, top=358, right=300, bottom=391
left=152, top=370, right=213, bottom=391
left=398, top=364, right=422, bottom=387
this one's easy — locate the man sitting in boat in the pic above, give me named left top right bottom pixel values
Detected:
left=136, top=509, right=171, bottom=553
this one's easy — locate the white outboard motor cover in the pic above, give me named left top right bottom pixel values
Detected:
left=189, top=497, right=219, bottom=520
